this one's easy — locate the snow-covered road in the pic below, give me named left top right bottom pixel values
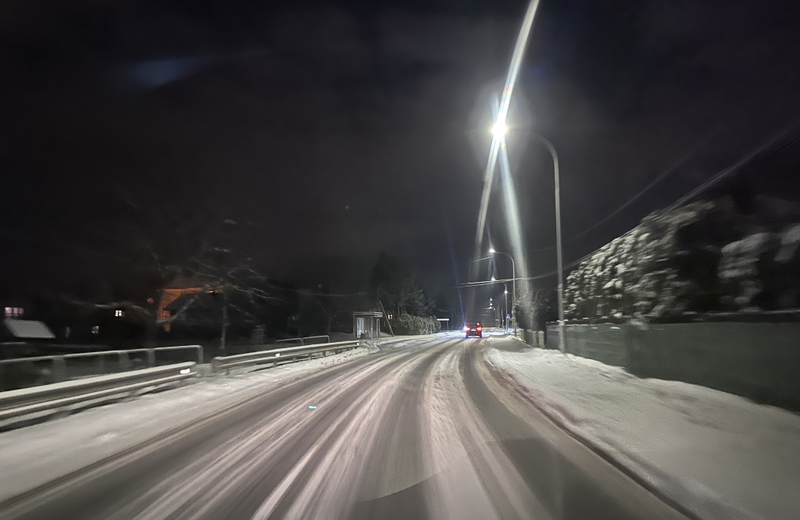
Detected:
left=1, top=333, right=687, bottom=520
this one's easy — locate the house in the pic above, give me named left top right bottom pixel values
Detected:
left=157, top=275, right=217, bottom=331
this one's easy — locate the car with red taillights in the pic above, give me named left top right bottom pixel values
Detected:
left=464, top=323, right=482, bottom=338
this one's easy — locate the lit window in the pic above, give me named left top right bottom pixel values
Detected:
left=92, top=325, right=100, bottom=335
left=114, top=309, right=125, bottom=318
left=4, top=307, right=23, bottom=319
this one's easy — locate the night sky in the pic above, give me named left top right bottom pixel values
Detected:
left=2, top=0, right=800, bottom=300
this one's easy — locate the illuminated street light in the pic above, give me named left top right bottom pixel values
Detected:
left=490, top=121, right=507, bottom=139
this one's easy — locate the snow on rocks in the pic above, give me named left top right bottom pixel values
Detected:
left=564, top=196, right=800, bottom=319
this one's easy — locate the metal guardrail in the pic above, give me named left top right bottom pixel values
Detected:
left=301, top=335, right=331, bottom=344
left=0, top=362, right=196, bottom=422
left=212, top=340, right=359, bottom=373
left=0, top=345, right=204, bottom=389
left=274, top=335, right=330, bottom=346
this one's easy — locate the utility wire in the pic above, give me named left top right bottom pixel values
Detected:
left=525, top=130, right=800, bottom=279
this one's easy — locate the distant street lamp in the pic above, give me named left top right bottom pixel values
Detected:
left=490, top=276, right=509, bottom=330
left=489, top=248, right=516, bottom=336
left=504, top=288, right=509, bottom=331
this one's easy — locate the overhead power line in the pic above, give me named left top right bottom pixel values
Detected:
left=525, top=130, right=800, bottom=279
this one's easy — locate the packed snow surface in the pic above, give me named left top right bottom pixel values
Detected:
left=487, top=338, right=800, bottom=520
left=0, top=346, right=375, bottom=502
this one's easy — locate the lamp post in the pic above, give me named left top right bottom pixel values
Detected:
left=491, top=276, right=509, bottom=331
left=489, top=248, right=516, bottom=336
left=504, top=288, right=509, bottom=331
left=526, top=134, right=565, bottom=354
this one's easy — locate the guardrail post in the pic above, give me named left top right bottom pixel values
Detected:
left=119, top=352, right=131, bottom=371
left=146, top=349, right=156, bottom=367
left=94, top=354, right=105, bottom=374
left=196, top=345, right=204, bottom=364
left=52, top=356, right=67, bottom=383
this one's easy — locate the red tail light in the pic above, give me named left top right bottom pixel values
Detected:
left=477, top=326, right=482, bottom=331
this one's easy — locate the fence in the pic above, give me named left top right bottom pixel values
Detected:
left=0, top=345, right=203, bottom=391
left=212, top=340, right=359, bottom=373
left=0, top=362, right=196, bottom=423
left=540, top=321, right=800, bottom=410
left=274, top=335, right=330, bottom=346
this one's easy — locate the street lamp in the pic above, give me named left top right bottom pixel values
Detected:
left=489, top=248, right=516, bottom=336
left=491, top=276, right=509, bottom=330
left=490, top=121, right=508, bottom=138
left=504, top=289, right=509, bottom=331
left=527, top=134, right=566, bottom=354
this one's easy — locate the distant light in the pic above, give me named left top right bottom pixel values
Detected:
left=504, top=290, right=508, bottom=294
left=180, top=368, right=191, bottom=374
left=275, top=352, right=281, bottom=358
left=490, top=121, right=507, bottom=138
left=489, top=248, right=497, bottom=254
left=308, top=405, right=317, bottom=410
left=491, top=276, right=496, bottom=281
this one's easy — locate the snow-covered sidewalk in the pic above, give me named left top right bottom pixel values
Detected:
left=0, top=346, right=375, bottom=503
left=486, top=338, right=800, bottom=520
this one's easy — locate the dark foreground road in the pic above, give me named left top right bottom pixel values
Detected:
left=0, top=334, right=688, bottom=520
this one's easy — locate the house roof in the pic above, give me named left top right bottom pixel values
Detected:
left=3, top=320, right=55, bottom=339
left=164, top=273, right=213, bottom=290
left=164, top=291, right=219, bottom=312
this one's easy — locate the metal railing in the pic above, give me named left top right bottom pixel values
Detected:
left=0, top=362, right=196, bottom=423
left=212, top=340, right=359, bottom=373
left=274, top=335, right=330, bottom=346
left=0, top=345, right=203, bottom=391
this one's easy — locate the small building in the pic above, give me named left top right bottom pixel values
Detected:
left=353, top=311, right=383, bottom=339
left=157, top=275, right=218, bottom=331
left=2, top=319, right=55, bottom=341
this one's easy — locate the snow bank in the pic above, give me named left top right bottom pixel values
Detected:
left=486, top=338, right=800, bottom=520
left=0, top=346, right=375, bottom=502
